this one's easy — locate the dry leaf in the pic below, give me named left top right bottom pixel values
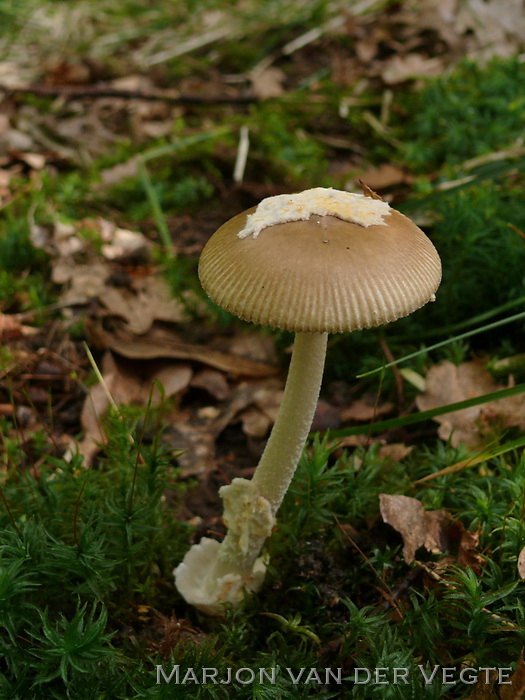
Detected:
left=165, top=378, right=280, bottom=477
left=310, top=400, right=341, bottom=432
left=378, top=443, right=414, bottom=462
left=448, top=521, right=484, bottom=572
left=500, top=652, right=525, bottom=700
left=239, top=406, right=272, bottom=438
left=99, top=218, right=152, bottom=260
left=99, top=156, right=140, bottom=187
left=100, top=277, right=185, bottom=334
left=106, top=327, right=277, bottom=377
left=165, top=412, right=218, bottom=478
left=76, top=352, right=193, bottom=464
left=251, top=67, right=285, bottom=99
left=0, top=314, right=24, bottom=341
left=416, top=361, right=498, bottom=447
left=20, top=152, right=46, bottom=169
left=190, top=369, right=231, bottom=400
left=358, top=164, right=411, bottom=190
left=226, top=331, right=277, bottom=364
left=380, top=494, right=450, bottom=564
left=382, top=54, right=445, bottom=84
left=416, top=361, right=525, bottom=447
left=341, top=397, right=394, bottom=422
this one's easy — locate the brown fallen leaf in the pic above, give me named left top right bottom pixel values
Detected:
left=416, top=361, right=525, bottom=447
left=99, top=218, right=153, bottom=260
left=99, top=276, right=186, bottom=334
left=380, top=494, right=450, bottom=564
left=0, top=312, right=22, bottom=343
left=226, top=331, right=277, bottom=365
left=448, top=520, right=484, bottom=573
left=165, top=378, right=281, bottom=477
left=165, top=412, right=218, bottom=479
left=76, top=352, right=193, bottom=464
left=358, top=164, right=412, bottom=190
left=340, top=396, right=394, bottom=422
left=381, top=54, right=445, bottom=85
left=378, top=443, right=414, bottom=462
left=52, top=261, right=109, bottom=294
left=99, top=156, right=140, bottom=187
left=250, top=67, right=285, bottom=99
left=500, top=652, right=525, bottom=700
left=239, top=406, right=272, bottom=438
left=0, top=313, right=37, bottom=341
left=415, top=361, right=497, bottom=447
left=190, top=369, right=231, bottom=400
left=310, top=400, right=341, bottom=432
left=106, top=326, right=278, bottom=378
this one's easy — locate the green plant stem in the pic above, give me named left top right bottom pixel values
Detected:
left=358, top=310, right=525, bottom=378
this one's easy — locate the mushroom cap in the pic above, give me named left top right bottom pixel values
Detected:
left=199, top=200, right=441, bottom=333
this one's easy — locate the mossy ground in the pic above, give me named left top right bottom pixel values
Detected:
left=1, top=1, right=525, bottom=697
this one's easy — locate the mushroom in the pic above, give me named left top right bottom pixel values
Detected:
left=174, top=187, right=441, bottom=614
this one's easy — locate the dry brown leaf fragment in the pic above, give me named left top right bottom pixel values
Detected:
left=448, top=520, right=484, bottom=572
left=416, top=360, right=525, bottom=446
left=310, top=399, right=341, bottom=432
left=380, top=494, right=450, bottom=564
left=500, top=652, right=525, bottom=700
left=340, top=397, right=394, bottom=422
left=358, top=164, right=411, bottom=190
left=0, top=314, right=25, bottom=341
left=106, top=327, right=277, bottom=378
left=382, top=54, right=445, bottom=85
left=54, top=261, right=109, bottom=297
left=100, top=277, right=186, bottom=334
left=415, top=361, right=498, bottom=447
left=99, top=156, right=140, bottom=187
left=239, top=406, right=272, bottom=438
left=99, top=218, right=153, bottom=260
left=76, top=352, right=193, bottom=464
left=378, top=443, right=414, bottom=462
left=165, top=414, right=218, bottom=479
left=190, top=369, right=231, bottom=401
left=226, top=331, right=277, bottom=365
left=250, top=67, right=285, bottom=99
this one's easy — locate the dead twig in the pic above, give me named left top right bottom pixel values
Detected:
left=0, top=84, right=258, bottom=105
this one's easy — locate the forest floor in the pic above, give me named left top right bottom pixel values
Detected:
left=1, top=1, right=525, bottom=698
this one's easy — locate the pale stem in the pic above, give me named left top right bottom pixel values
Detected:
left=210, top=331, right=328, bottom=580
left=251, top=331, right=328, bottom=510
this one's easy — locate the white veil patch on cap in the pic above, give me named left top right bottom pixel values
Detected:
left=237, top=187, right=391, bottom=239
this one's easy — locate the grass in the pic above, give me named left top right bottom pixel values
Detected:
left=1, top=1, right=525, bottom=697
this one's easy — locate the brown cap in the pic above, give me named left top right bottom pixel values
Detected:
left=199, top=193, right=441, bottom=333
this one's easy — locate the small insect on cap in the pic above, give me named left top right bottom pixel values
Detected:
left=198, top=187, right=442, bottom=333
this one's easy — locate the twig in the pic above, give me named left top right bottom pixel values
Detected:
left=233, top=126, right=250, bottom=183
left=0, top=84, right=258, bottom=104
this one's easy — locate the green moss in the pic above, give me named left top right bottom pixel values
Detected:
left=399, top=57, right=525, bottom=171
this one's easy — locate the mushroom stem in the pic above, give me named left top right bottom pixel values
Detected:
left=174, top=332, right=328, bottom=613
left=251, top=331, right=328, bottom=510
left=214, top=331, right=328, bottom=574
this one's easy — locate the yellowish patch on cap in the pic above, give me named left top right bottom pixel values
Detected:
left=237, top=187, right=391, bottom=239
